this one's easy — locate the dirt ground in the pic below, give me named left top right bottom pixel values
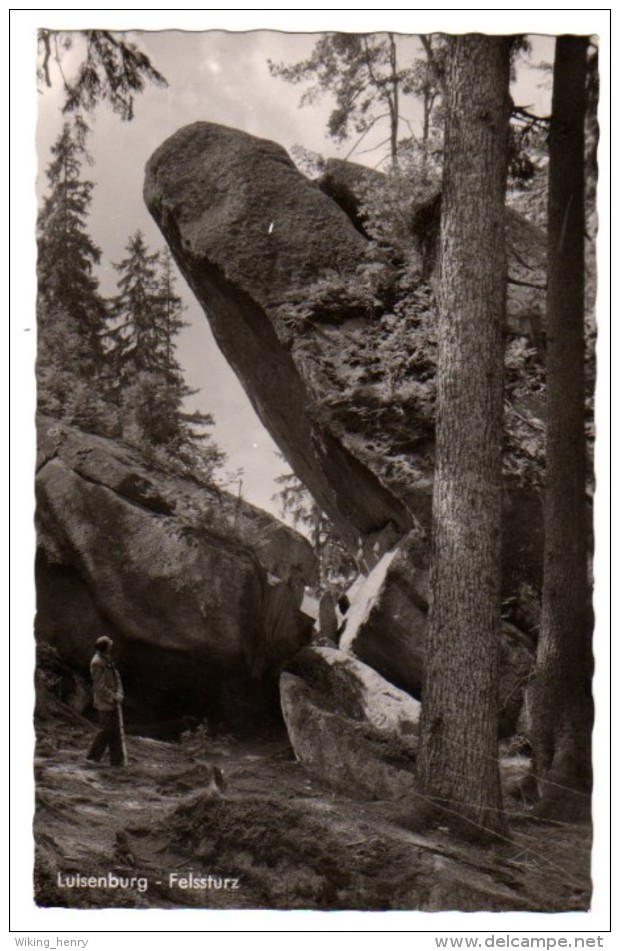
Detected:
left=33, top=705, right=592, bottom=913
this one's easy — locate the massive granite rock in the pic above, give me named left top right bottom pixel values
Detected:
left=280, top=646, right=420, bottom=800
left=409, top=191, right=547, bottom=340
left=339, top=539, right=429, bottom=698
left=144, top=122, right=413, bottom=559
left=320, top=157, right=547, bottom=340
left=338, top=535, right=536, bottom=736
left=35, top=418, right=316, bottom=725
left=317, top=158, right=386, bottom=240
left=144, top=122, right=544, bottom=595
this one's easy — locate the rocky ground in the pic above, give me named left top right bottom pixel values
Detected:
left=34, top=702, right=592, bottom=913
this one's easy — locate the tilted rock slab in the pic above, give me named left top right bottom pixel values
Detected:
left=144, top=124, right=542, bottom=730
left=280, top=646, right=420, bottom=800
left=340, top=535, right=536, bottom=736
left=339, top=541, right=428, bottom=697
left=145, top=123, right=544, bottom=593
left=36, top=418, right=316, bottom=724
left=144, top=122, right=413, bottom=558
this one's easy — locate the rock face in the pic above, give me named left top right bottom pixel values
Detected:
left=339, top=535, right=536, bottom=736
left=144, top=123, right=544, bottom=597
left=317, top=158, right=386, bottom=240
left=409, top=192, right=547, bottom=340
left=322, top=158, right=547, bottom=341
left=339, top=537, right=429, bottom=698
left=144, top=123, right=542, bottom=736
left=145, top=123, right=412, bottom=557
left=280, top=646, right=420, bottom=800
left=35, top=418, right=316, bottom=725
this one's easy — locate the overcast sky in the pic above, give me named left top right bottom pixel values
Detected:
left=36, top=29, right=554, bottom=517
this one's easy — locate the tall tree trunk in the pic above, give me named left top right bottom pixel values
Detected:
left=419, top=34, right=435, bottom=173
left=416, top=34, right=511, bottom=840
left=423, top=90, right=430, bottom=144
left=388, top=33, right=399, bottom=165
left=530, top=36, right=593, bottom=822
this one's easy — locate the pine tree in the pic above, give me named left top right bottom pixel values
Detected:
left=106, top=230, right=161, bottom=391
left=269, top=33, right=414, bottom=165
left=38, top=30, right=167, bottom=122
left=153, top=247, right=225, bottom=476
left=529, top=36, right=594, bottom=822
left=412, top=35, right=448, bottom=172
left=156, top=247, right=188, bottom=373
left=105, top=234, right=224, bottom=478
left=273, top=465, right=357, bottom=593
left=416, top=35, right=512, bottom=840
left=37, top=122, right=109, bottom=425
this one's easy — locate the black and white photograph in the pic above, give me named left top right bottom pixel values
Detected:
left=10, top=9, right=610, bottom=932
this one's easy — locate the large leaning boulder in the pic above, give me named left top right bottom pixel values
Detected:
left=281, top=646, right=420, bottom=800
left=144, top=123, right=545, bottom=598
left=35, top=418, right=317, bottom=725
left=145, top=122, right=412, bottom=558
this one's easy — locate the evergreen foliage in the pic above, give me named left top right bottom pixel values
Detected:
left=276, top=33, right=552, bottom=208
left=270, top=33, right=450, bottom=170
left=106, top=231, right=162, bottom=388
left=37, top=123, right=105, bottom=354
left=270, top=33, right=418, bottom=165
left=273, top=464, right=357, bottom=594
left=507, top=121, right=549, bottom=228
left=105, top=233, right=225, bottom=479
left=38, top=29, right=167, bottom=122
left=37, top=122, right=110, bottom=427
left=37, top=129, right=223, bottom=482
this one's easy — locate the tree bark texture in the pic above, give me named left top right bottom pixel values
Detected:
left=531, top=36, right=593, bottom=822
left=416, top=35, right=511, bottom=839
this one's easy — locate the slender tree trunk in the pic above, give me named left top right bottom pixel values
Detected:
left=421, top=90, right=435, bottom=180
left=420, top=35, right=434, bottom=175
left=530, top=36, right=593, bottom=822
left=416, top=35, right=511, bottom=840
left=388, top=33, right=399, bottom=165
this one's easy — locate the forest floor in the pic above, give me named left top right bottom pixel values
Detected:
left=33, top=703, right=593, bottom=914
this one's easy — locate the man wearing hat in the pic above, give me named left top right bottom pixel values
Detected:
left=86, top=636, right=126, bottom=766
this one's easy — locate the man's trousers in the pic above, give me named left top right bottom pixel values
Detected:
left=87, top=708, right=125, bottom=766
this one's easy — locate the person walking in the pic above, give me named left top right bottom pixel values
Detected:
left=86, top=636, right=127, bottom=767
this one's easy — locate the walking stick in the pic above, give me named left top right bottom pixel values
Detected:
left=113, top=665, right=128, bottom=766
left=116, top=702, right=127, bottom=766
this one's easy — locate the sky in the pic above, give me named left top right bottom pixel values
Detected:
left=35, top=27, right=555, bottom=519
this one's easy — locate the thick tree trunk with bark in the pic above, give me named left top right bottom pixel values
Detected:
left=530, top=36, right=593, bottom=822
left=416, top=35, right=511, bottom=839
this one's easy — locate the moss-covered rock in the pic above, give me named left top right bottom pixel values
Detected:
left=280, top=646, right=420, bottom=799
left=144, top=124, right=545, bottom=601
left=35, top=417, right=316, bottom=725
